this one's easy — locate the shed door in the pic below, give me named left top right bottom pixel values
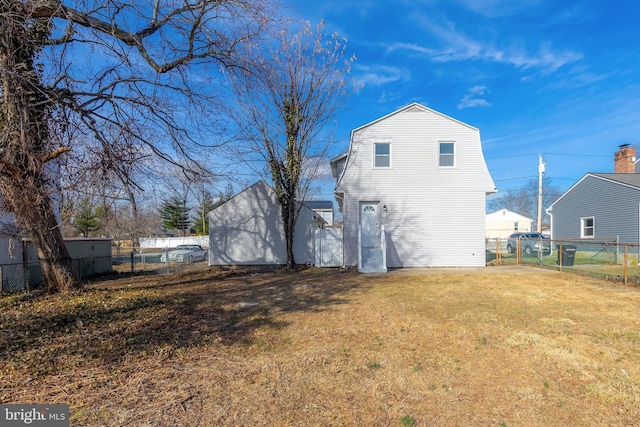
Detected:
left=360, top=202, right=380, bottom=247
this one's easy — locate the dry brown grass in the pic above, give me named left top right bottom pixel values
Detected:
left=1, top=265, right=639, bottom=426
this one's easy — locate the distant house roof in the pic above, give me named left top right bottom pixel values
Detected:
left=486, top=208, right=532, bottom=222
left=590, top=173, right=640, bottom=188
left=548, top=173, right=640, bottom=210
left=303, top=200, right=333, bottom=210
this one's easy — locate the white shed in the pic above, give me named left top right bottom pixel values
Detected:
left=208, top=181, right=324, bottom=265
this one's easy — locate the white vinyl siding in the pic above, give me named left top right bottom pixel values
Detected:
left=335, top=104, right=495, bottom=268
left=208, top=181, right=317, bottom=265
left=581, top=216, right=595, bottom=238
left=439, top=142, right=455, bottom=167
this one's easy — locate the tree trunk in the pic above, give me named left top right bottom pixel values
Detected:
left=27, top=200, right=77, bottom=293
left=1, top=177, right=78, bottom=293
left=0, top=1, right=78, bottom=293
left=124, top=186, right=139, bottom=247
left=281, top=196, right=296, bottom=269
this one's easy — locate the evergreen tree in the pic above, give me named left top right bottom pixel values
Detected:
left=161, top=198, right=190, bottom=236
left=72, top=199, right=101, bottom=237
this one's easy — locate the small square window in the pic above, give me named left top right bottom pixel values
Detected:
left=581, top=217, right=594, bottom=238
left=374, top=143, right=391, bottom=168
left=514, top=222, right=519, bottom=231
left=439, top=142, right=455, bottom=167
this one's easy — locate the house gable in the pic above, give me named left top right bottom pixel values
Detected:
left=485, top=209, right=533, bottom=238
left=334, top=103, right=495, bottom=268
left=548, top=173, right=640, bottom=243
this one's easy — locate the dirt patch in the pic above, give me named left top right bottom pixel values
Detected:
left=1, top=266, right=639, bottom=426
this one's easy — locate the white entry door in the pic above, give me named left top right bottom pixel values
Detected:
left=360, top=202, right=380, bottom=247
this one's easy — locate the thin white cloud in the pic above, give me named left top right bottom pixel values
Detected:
left=353, top=64, right=411, bottom=86
left=375, top=91, right=402, bottom=104
left=454, top=0, right=544, bottom=18
left=458, top=85, right=491, bottom=109
left=386, top=20, right=582, bottom=74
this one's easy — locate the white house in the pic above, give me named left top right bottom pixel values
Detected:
left=207, top=181, right=325, bottom=265
left=485, top=209, right=532, bottom=239
left=331, top=103, right=496, bottom=272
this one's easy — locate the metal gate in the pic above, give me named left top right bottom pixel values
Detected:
left=314, top=228, right=343, bottom=267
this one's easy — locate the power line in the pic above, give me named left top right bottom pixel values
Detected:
left=485, top=153, right=537, bottom=160
left=487, top=152, right=611, bottom=161
left=493, top=175, right=536, bottom=182
left=542, top=152, right=610, bottom=158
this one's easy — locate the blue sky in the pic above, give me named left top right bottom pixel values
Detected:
left=287, top=0, right=640, bottom=202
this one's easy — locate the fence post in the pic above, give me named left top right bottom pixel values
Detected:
left=130, top=250, right=135, bottom=273
left=164, top=247, right=170, bottom=274
left=558, top=242, right=563, bottom=271
left=624, top=245, right=628, bottom=286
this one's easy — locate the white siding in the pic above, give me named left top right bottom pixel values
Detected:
left=208, top=181, right=318, bottom=265
left=485, top=209, right=533, bottom=239
left=336, top=104, right=495, bottom=268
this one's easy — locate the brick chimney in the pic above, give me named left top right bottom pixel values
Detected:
left=614, top=144, right=636, bottom=173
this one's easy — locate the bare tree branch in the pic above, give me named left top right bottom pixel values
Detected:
left=228, top=19, right=356, bottom=268
left=0, top=0, right=278, bottom=292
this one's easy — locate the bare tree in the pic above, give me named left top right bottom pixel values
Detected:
left=230, top=19, right=356, bottom=268
left=488, top=177, right=562, bottom=231
left=0, top=0, right=274, bottom=292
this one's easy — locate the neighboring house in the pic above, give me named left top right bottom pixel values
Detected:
left=547, top=145, right=640, bottom=244
left=331, top=102, right=496, bottom=272
left=547, top=173, right=640, bottom=243
left=208, top=181, right=325, bottom=265
left=304, top=200, right=334, bottom=226
left=485, top=209, right=532, bottom=239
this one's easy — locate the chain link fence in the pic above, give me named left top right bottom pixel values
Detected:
left=112, top=247, right=209, bottom=275
left=487, top=237, right=640, bottom=285
left=0, top=263, right=31, bottom=292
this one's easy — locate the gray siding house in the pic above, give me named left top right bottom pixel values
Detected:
left=207, top=181, right=324, bottom=265
left=547, top=173, right=640, bottom=244
left=331, top=103, right=496, bottom=271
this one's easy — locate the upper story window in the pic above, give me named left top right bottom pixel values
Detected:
left=581, top=216, right=594, bottom=238
left=439, top=142, right=455, bottom=167
left=514, top=222, right=519, bottom=231
left=373, top=142, right=391, bottom=168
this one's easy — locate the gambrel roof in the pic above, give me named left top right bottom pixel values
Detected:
left=351, top=102, right=479, bottom=133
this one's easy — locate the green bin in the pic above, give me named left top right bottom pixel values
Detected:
left=556, top=245, right=576, bottom=266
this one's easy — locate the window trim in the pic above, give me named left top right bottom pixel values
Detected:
left=581, top=216, right=595, bottom=238
left=438, top=141, right=456, bottom=168
left=372, top=141, right=392, bottom=169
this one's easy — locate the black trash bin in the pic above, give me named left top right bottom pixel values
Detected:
left=556, top=244, right=576, bottom=266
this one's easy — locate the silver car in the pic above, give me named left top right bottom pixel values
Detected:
left=160, top=245, right=208, bottom=263
left=506, top=232, right=551, bottom=257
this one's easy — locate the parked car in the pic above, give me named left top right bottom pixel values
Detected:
left=506, top=232, right=551, bottom=256
left=160, top=245, right=207, bottom=263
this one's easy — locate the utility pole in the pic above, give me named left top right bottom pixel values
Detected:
left=537, top=154, right=546, bottom=232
